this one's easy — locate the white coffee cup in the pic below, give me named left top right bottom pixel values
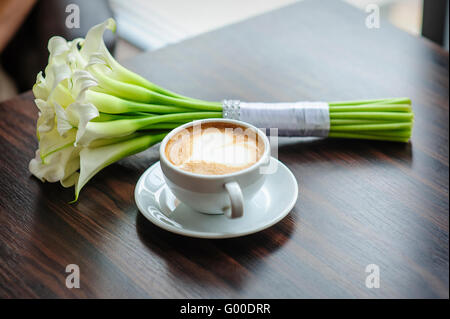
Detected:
left=159, top=118, right=270, bottom=218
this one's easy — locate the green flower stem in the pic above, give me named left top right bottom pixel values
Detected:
left=329, top=104, right=412, bottom=112
left=329, top=122, right=412, bottom=131
left=325, top=98, right=413, bottom=142
left=328, top=132, right=409, bottom=142
left=329, top=98, right=411, bottom=106
left=330, top=119, right=402, bottom=125
left=85, top=91, right=413, bottom=142
left=90, top=68, right=221, bottom=110
left=92, top=112, right=156, bottom=122
left=142, top=124, right=183, bottom=130
left=85, top=112, right=222, bottom=139
left=74, top=132, right=167, bottom=201
left=355, top=130, right=412, bottom=137
left=111, top=63, right=183, bottom=98
left=119, top=68, right=206, bottom=103
left=87, top=131, right=168, bottom=148
left=87, top=90, right=194, bottom=114
left=105, top=52, right=202, bottom=102
left=329, top=112, right=413, bottom=121
left=141, top=121, right=193, bottom=130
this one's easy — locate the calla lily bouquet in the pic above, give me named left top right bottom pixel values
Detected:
left=30, top=19, right=414, bottom=200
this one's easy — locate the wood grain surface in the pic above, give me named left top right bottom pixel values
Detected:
left=0, top=0, right=448, bottom=298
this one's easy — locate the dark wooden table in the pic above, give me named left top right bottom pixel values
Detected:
left=0, top=0, right=448, bottom=298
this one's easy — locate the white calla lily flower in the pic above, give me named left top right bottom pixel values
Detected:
left=35, top=99, right=55, bottom=133
left=29, top=146, right=79, bottom=184
left=29, top=18, right=220, bottom=200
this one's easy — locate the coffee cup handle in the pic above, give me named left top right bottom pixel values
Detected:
left=224, top=182, right=244, bottom=219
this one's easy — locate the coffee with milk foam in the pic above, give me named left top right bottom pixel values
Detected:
left=165, top=122, right=265, bottom=175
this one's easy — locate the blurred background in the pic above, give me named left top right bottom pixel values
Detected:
left=0, top=0, right=448, bottom=102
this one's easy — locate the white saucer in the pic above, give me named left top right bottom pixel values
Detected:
left=134, top=157, right=298, bottom=239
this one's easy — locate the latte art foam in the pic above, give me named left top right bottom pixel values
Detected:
left=165, top=122, right=264, bottom=175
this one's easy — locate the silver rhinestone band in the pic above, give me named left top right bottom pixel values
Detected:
left=222, top=100, right=241, bottom=120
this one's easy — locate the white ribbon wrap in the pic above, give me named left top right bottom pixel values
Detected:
left=222, top=100, right=330, bottom=137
